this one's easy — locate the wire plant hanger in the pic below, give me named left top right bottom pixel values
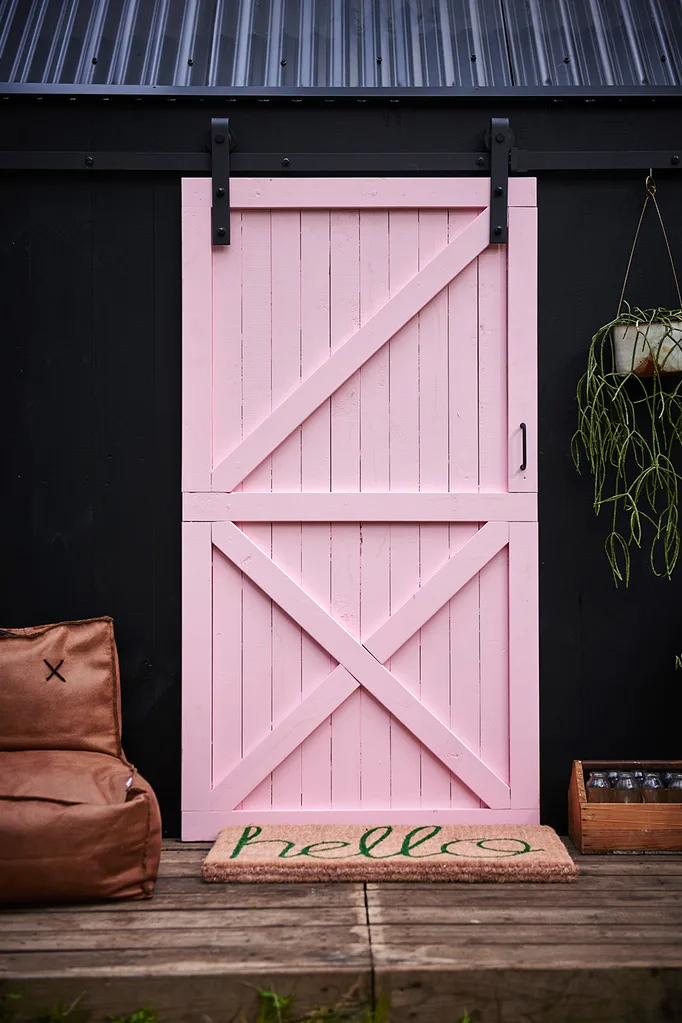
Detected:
left=572, top=172, right=682, bottom=585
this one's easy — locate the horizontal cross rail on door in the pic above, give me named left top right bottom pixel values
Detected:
left=183, top=492, right=537, bottom=522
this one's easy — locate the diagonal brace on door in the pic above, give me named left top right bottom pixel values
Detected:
left=211, top=209, right=491, bottom=491
left=210, top=520, right=511, bottom=811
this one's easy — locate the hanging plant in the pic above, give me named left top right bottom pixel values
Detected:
left=572, top=176, right=682, bottom=586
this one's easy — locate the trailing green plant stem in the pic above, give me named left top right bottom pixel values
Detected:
left=572, top=307, right=682, bottom=585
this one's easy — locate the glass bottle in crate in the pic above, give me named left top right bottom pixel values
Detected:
left=586, top=771, right=611, bottom=803
left=668, top=774, right=682, bottom=803
left=614, top=772, right=641, bottom=803
left=642, top=773, right=664, bottom=803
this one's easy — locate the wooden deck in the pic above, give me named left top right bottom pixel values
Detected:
left=2, top=840, right=682, bottom=1022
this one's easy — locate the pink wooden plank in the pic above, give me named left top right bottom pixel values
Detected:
left=447, top=212, right=480, bottom=495
left=446, top=208, right=484, bottom=809
left=418, top=211, right=450, bottom=496
left=300, top=210, right=333, bottom=810
left=478, top=244, right=508, bottom=493
left=509, top=521, right=540, bottom=809
left=270, top=210, right=304, bottom=808
left=182, top=177, right=537, bottom=210
left=448, top=567, right=483, bottom=808
left=181, top=178, right=210, bottom=208
left=228, top=178, right=536, bottom=210
left=212, top=210, right=490, bottom=492
left=358, top=208, right=391, bottom=809
left=330, top=210, right=362, bottom=809
left=366, top=523, right=509, bottom=666
left=508, top=205, right=539, bottom=494
left=183, top=492, right=538, bottom=522
left=211, top=547, right=244, bottom=796
left=387, top=209, right=422, bottom=810
left=239, top=210, right=273, bottom=810
left=211, top=521, right=510, bottom=807
left=478, top=238, right=511, bottom=802
left=210, top=217, right=245, bottom=804
left=182, top=207, right=212, bottom=491
left=211, top=216, right=243, bottom=474
left=181, top=522, right=212, bottom=827
left=358, top=209, right=390, bottom=503
left=185, top=806, right=540, bottom=838
left=211, top=668, right=359, bottom=810
left=239, top=579, right=273, bottom=803
left=479, top=546, right=510, bottom=794
left=418, top=209, right=455, bottom=810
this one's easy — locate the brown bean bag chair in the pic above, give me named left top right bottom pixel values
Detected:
left=0, top=617, right=162, bottom=904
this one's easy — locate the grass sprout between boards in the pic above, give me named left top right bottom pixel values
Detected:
left=0, top=992, right=475, bottom=1023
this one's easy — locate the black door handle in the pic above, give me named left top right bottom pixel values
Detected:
left=520, top=422, right=527, bottom=472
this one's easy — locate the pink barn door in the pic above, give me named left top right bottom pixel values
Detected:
left=182, top=178, right=538, bottom=840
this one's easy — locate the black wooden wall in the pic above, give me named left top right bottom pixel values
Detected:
left=2, top=98, right=682, bottom=835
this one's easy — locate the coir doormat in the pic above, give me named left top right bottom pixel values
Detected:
left=202, top=824, right=577, bottom=883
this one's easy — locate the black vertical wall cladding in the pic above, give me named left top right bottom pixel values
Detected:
left=0, top=170, right=182, bottom=833
left=538, top=174, right=682, bottom=827
left=1, top=100, right=682, bottom=836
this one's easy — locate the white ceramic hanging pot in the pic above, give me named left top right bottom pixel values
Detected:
left=613, top=320, right=682, bottom=376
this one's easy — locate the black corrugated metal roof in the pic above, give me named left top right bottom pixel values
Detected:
left=0, top=0, right=680, bottom=93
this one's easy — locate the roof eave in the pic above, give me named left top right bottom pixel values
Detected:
left=3, top=83, right=682, bottom=101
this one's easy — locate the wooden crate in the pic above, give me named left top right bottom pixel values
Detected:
left=568, top=760, right=682, bottom=853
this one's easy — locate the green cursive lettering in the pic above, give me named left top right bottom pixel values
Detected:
left=229, top=825, right=297, bottom=859
left=475, top=839, right=540, bottom=857
left=299, top=841, right=352, bottom=859
left=440, top=838, right=539, bottom=858
left=229, top=825, right=261, bottom=859
left=400, top=825, right=442, bottom=857
left=358, top=825, right=399, bottom=859
left=230, top=827, right=541, bottom=862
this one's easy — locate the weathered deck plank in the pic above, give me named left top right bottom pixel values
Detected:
left=0, top=908, right=362, bottom=931
left=380, top=969, right=682, bottom=1023
left=370, top=847, right=682, bottom=1022
left=1, top=840, right=682, bottom=1023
